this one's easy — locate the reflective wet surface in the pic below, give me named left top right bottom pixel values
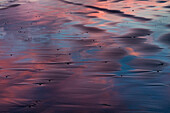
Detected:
left=0, top=0, right=170, bottom=113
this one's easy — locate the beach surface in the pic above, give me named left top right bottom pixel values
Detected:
left=0, top=0, right=170, bottom=112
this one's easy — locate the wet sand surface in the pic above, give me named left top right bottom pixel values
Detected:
left=0, top=0, right=170, bottom=113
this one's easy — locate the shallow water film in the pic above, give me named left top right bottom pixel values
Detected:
left=0, top=0, right=170, bottom=113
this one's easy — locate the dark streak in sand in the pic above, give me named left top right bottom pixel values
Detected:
left=156, top=0, right=167, bottom=3
left=166, top=24, right=170, bottom=28
left=60, top=0, right=152, bottom=21
left=158, top=33, right=170, bottom=46
left=112, top=0, right=124, bottom=3
left=129, top=58, right=167, bottom=70
left=114, top=28, right=153, bottom=38
left=0, top=4, right=20, bottom=10
left=163, top=5, right=170, bottom=8
left=73, top=24, right=105, bottom=33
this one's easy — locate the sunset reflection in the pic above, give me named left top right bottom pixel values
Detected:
left=0, top=0, right=170, bottom=113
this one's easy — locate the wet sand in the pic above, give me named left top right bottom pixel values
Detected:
left=0, top=0, right=170, bottom=113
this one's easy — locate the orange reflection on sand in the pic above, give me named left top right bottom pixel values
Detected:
left=126, top=47, right=140, bottom=56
